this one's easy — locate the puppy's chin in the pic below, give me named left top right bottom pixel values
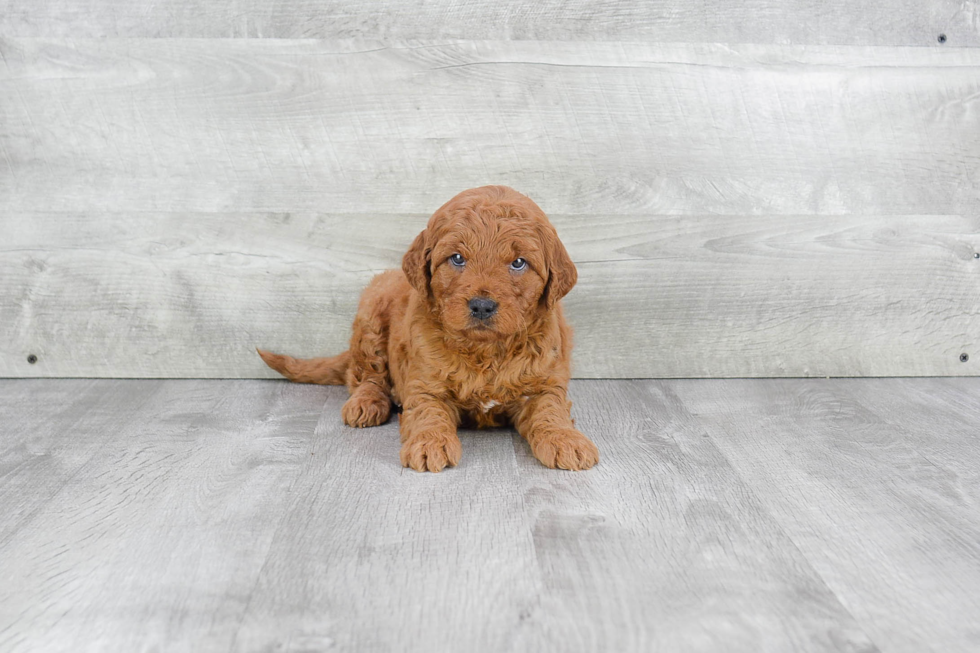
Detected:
left=440, top=313, right=514, bottom=342
left=463, top=322, right=504, bottom=342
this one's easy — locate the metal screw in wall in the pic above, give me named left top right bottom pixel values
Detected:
left=961, top=353, right=970, bottom=363
left=27, top=354, right=38, bottom=364
left=938, top=34, right=947, bottom=43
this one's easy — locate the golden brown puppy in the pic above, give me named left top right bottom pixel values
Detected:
left=258, top=185, right=598, bottom=472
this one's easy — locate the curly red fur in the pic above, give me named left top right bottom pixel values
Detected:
left=258, top=186, right=599, bottom=472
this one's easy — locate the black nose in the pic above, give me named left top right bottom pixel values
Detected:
left=468, top=297, right=498, bottom=320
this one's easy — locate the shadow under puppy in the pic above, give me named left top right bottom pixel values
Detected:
left=258, top=185, right=599, bottom=472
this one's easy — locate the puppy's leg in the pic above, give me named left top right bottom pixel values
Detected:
left=398, top=397, right=461, bottom=473
left=342, top=312, right=394, bottom=428
left=342, top=383, right=391, bottom=428
left=343, top=270, right=411, bottom=427
left=514, top=390, right=599, bottom=471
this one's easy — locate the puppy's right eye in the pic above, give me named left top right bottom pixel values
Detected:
left=449, top=253, right=466, bottom=267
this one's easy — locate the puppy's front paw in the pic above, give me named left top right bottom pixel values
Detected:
left=342, top=388, right=391, bottom=428
left=531, top=429, right=599, bottom=471
left=400, top=432, right=462, bottom=473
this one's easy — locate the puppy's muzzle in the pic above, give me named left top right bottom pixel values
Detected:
left=468, top=297, right=498, bottom=321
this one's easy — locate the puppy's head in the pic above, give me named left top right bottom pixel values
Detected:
left=402, top=186, right=576, bottom=341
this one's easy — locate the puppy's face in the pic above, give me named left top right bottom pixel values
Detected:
left=403, top=186, right=577, bottom=341
left=428, top=218, right=546, bottom=340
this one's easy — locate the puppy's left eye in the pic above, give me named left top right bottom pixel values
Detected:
left=509, top=258, right=527, bottom=271
left=449, top=253, right=466, bottom=267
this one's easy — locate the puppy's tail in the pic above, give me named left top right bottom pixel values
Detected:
left=256, top=348, right=350, bottom=385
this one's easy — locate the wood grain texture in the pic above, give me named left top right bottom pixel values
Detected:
left=2, top=211, right=976, bottom=378
left=3, top=38, right=979, bottom=379
left=508, top=379, right=876, bottom=652
left=0, top=379, right=328, bottom=652
left=668, top=377, right=980, bottom=653
left=0, top=379, right=894, bottom=652
left=842, top=377, right=980, bottom=527
left=0, top=379, right=163, bottom=547
left=229, top=387, right=542, bottom=652
left=0, top=0, right=977, bottom=46
left=2, top=39, right=979, bottom=217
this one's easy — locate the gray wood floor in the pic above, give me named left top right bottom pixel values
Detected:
left=1, top=378, right=978, bottom=652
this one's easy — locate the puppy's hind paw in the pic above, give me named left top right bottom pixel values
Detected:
left=342, top=388, right=391, bottom=428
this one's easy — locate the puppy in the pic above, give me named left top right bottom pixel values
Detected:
left=258, top=185, right=598, bottom=472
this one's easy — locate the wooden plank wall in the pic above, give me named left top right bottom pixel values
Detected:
left=1, top=3, right=978, bottom=378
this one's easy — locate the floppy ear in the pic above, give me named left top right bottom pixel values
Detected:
left=402, top=229, right=432, bottom=297
left=541, top=225, right=577, bottom=308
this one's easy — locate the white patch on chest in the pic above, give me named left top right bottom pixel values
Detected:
left=480, top=400, right=499, bottom=412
